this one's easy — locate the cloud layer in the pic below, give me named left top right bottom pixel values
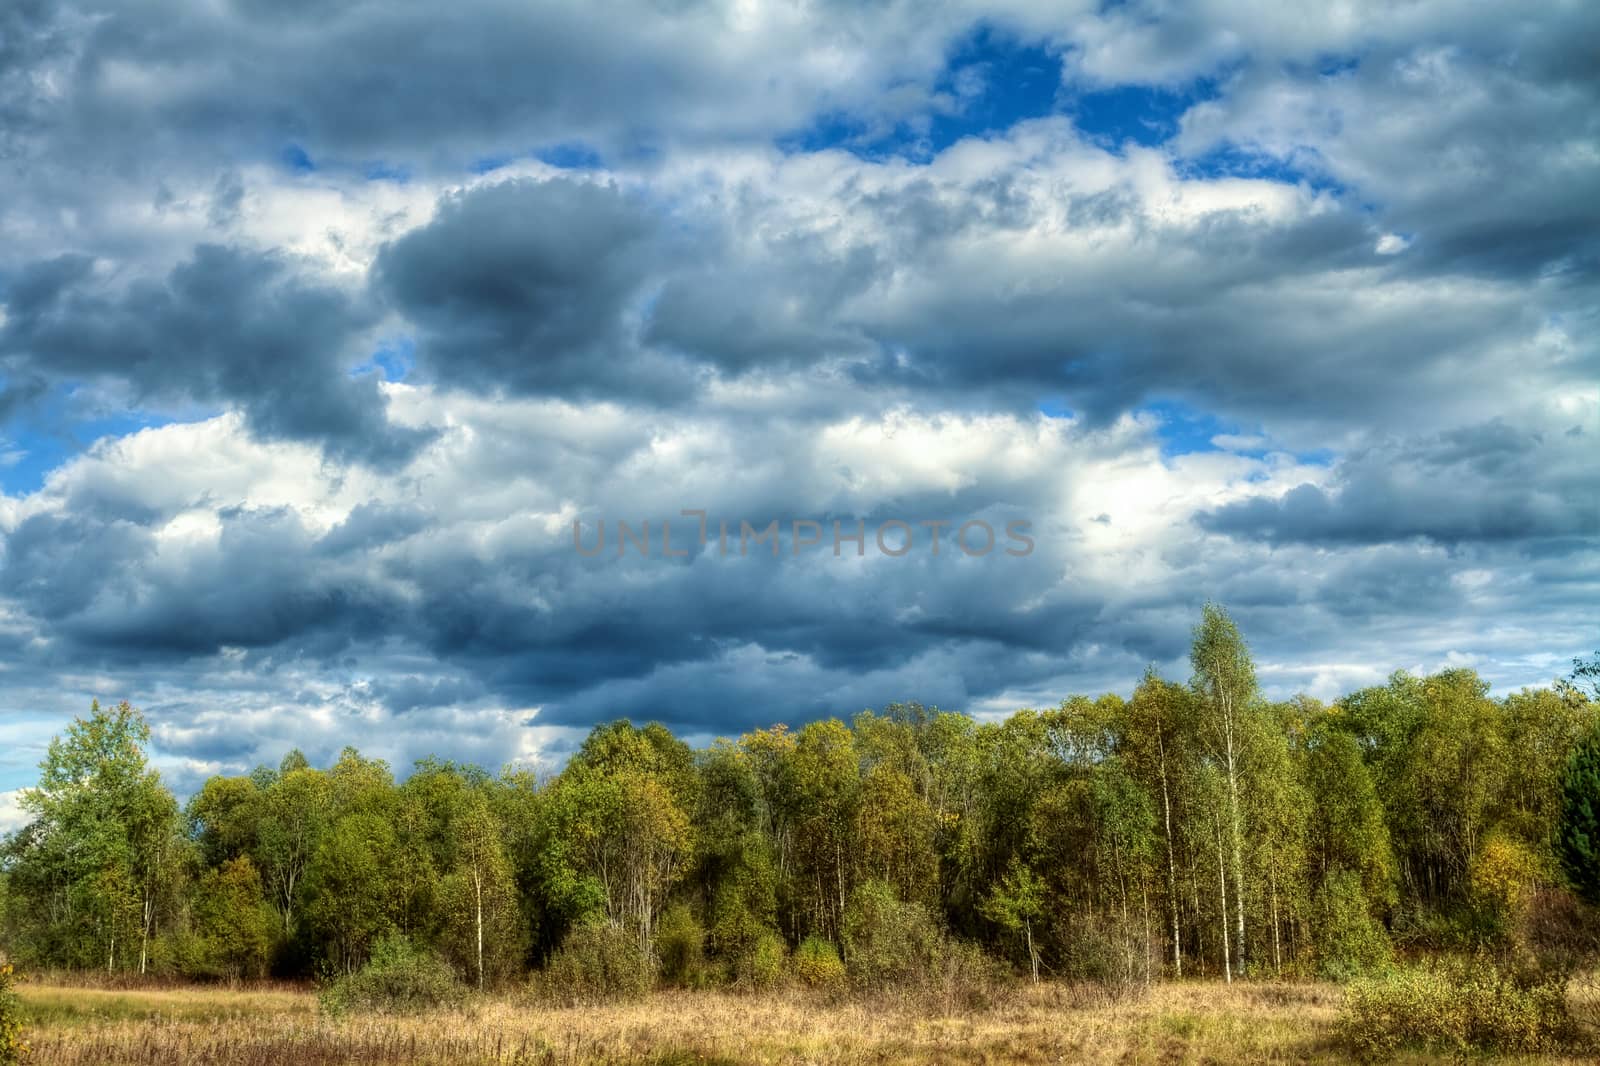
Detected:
left=0, top=0, right=1595, bottom=815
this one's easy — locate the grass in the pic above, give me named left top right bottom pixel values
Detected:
left=10, top=977, right=1599, bottom=1064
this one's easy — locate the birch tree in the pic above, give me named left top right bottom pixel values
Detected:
left=1190, top=604, right=1256, bottom=972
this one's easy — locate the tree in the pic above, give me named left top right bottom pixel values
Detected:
left=981, top=858, right=1044, bottom=980
left=1190, top=604, right=1256, bottom=973
left=187, top=776, right=260, bottom=868
left=1556, top=718, right=1600, bottom=906
left=303, top=811, right=406, bottom=973
left=5, top=701, right=182, bottom=972
left=254, top=764, right=329, bottom=940
left=786, top=720, right=860, bottom=944
left=1124, top=670, right=1196, bottom=978
left=441, top=788, right=521, bottom=988
left=1303, top=727, right=1396, bottom=915
left=191, top=857, right=273, bottom=979
left=854, top=765, right=938, bottom=908
left=541, top=723, right=697, bottom=964
left=1569, top=652, right=1600, bottom=701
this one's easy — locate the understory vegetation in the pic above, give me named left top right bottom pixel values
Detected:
left=2, top=608, right=1599, bottom=1060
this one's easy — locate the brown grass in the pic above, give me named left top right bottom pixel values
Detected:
left=12, top=977, right=1598, bottom=1064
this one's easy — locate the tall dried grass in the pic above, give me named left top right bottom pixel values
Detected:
left=14, top=976, right=1600, bottom=1064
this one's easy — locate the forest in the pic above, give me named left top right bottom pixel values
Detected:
left=2, top=605, right=1598, bottom=1010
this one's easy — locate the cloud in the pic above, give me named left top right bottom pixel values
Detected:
left=0, top=789, right=26, bottom=835
left=0, top=0, right=1596, bottom=797
left=373, top=177, right=693, bottom=402
left=0, top=245, right=431, bottom=465
left=1199, top=417, right=1600, bottom=545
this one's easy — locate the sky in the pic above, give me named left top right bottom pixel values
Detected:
left=0, top=0, right=1597, bottom=826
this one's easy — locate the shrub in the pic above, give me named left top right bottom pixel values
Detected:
left=1338, top=959, right=1580, bottom=1060
left=0, top=962, right=27, bottom=1065
left=841, top=879, right=1011, bottom=1009
left=1044, top=910, right=1151, bottom=992
left=926, top=938, right=1010, bottom=1013
left=738, top=931, right=786, bottom=990
left=318, top=935, right=465, bottom=1016
left=533, top=919, right=650, bottom=1005
left=1314, top=869, right=1394, bottom=981
left=1506, top=884, right=1600, bottom=978
left=793, top=936, right=846, bottom=990
left=842, top=880, right=942, bottom=990
left=655, top=904, right=706, bottom=987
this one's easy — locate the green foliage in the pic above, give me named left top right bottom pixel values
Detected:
left=303, top=811, right=405, bottom=974
left=739, top=930, right=786, bottom=990
left=842, top=880, right=942, bottom=990
left=655, top=903, right=706, bottom=986
left=979, top=859, right=1043, bottom=979
left=1, top=701, right=183, bottom=973
left=792, top=936, right=846, bottom=989
left=317, top=934, right=464, bottom=1016
left=533, top=919, right=650, bottom=1005
left=1338, top=960, right=1579, bottom=1060
left=840, top=880, right=1004, bottom=1007
left=186, top=857, right=274, bottom=979
left=1557, top=717, right=1600, bottom=906
left=1312, top=869, right=1393, bottom=981
left=1304, top=728, right=1396, bottom=914
left=3, top=609, right=1594, bottom=1000
left=0, top=963, right=27, bottom=1065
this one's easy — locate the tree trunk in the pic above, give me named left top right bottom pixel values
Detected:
left=1141, top=880, right=1153, bottom=987
left=1189, top=861, right=1204, bottom=977
left=474, top=864, right=485, bottom=991
left=1216, top=826, right=1232, bottom=985
left=835, top=839, right=847, bottom=944
left=140, top=892, right=152, bottom=976
left=1223, top=703, right=1246, bottom=972
left=1270, top=872, right=1282, bottom=974
left=1158, top=734, right=1182, bottom=979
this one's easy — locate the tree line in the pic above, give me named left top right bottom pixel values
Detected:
left=2, top=605, right=1597, bottom=989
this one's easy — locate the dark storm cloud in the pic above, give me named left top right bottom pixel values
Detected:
left=1, top=501, right=404, bottom=659
left=1175, top=7, right=1600, bottom=287
left=374, top=178, right=694, bottom=402
left=0, top=0, right=964, bottom=176
left=362, top=675, right=486, bottom=716
left=0, top=245, right=430, bottom=464
left=1198, top=421, right=1600, bottom=546
left=645, top=234, right=885, bottom=373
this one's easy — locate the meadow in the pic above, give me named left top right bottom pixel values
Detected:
left=11, top=976, right=1600, bottom=1066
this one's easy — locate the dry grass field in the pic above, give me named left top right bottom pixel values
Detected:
left=11, top=977, right=1600, bottom=1066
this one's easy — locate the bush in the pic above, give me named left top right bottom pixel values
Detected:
left=0, top=962, right=27, bottom=1065
left=533, top=919, right=650, bottom=1005
left=1049, top=912, right=1132, bottom=987
left=793, top=936, right=846, bottom=990
left=655, top=904, right=707, bottom=987
left=842, top=880, right=942, bottom=990
left=318, top=935, right=465, bottom=1016
left=842, top=879, right=1010, bottom=1010
left=1339, top=959, right=1580, bottom=1060
left=737, top=931, right=786, bottom=990
left=926, top=938, right=1010, bottom=1013
left=1314, top=869, right=1394, bottom=981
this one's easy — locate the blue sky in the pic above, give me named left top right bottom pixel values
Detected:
left=0, top=0, right=1595, bottom=810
